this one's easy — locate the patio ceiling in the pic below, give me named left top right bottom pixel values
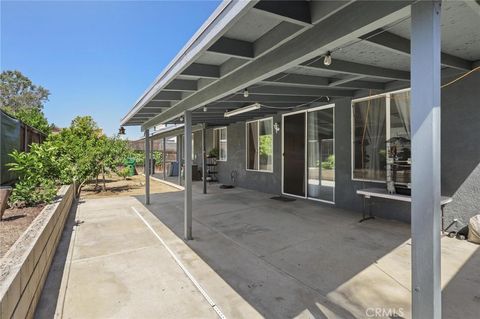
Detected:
left=121, top=0, right=480, bottom=128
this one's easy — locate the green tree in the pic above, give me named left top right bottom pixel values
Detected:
left=13, top=107, right=52, bottom=135
left=0, top=70, right=52, bottom=134
left=0, top=70, right=50, bottom=111
left=8, top=116, right=134, bottom=206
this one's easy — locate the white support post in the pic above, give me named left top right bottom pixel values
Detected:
left=145, top=129, right=151, bottom=205
left=150, top=138, right=154, bottom=174
left=163, top=138, right=167, bottom=180
left=202, top=126, right=207, bottom=194
left=411, top=1, right=442, bottom=319
left=184, top=111, right=193, bottom=240
left=178, top=135, right=182, bottom=186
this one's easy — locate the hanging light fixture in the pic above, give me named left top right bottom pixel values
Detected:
left=243, top=88, right=249, bottom=98
left=179, top=116, right=184, bottom=122
left=203, top=106, right=208, bottom=112
left=118, top=126, right=126, bottom=135
left=323, top=52, right=332, bottom=66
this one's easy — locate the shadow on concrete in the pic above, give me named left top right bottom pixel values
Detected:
left=442, top=241, right=480, bottom=318
left=34, top=201, right=78, bottom=319
left=135, top=184, right=414, bottom=318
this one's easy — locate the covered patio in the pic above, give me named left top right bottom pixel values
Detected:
left=142, top=182, right=479, bottom=318
left=121, top=1, right=480, bottom=317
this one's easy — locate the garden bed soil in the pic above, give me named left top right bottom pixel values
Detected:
left=81, top=174, right=177, bottom=199
left=0, top=205, right=44, bottom=258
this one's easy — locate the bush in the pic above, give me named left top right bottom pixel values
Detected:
left=117, top=167, right=130, bottom=180
left=8, top=116, right=133, bottom=206
left=8, top=143, right=60, bottom=206
left=321, top=155, right=335, bottom=170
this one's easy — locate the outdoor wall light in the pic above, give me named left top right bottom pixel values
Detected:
left=273, top=122, right=280, bottom=134
left=323, top=52, right=332, bottom=66
left=179, top=116, right=184, bottom=122
left=118, top=126, right=126, bottom=135
left=203, top=106, right=208, bottom=112
left=243, top=88, right=249, bottom=98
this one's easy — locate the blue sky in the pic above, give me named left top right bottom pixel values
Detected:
left=1, top=0, right=221, bottom=139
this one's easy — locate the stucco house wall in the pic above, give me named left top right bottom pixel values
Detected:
left=195, top=73, right=479, bottom=227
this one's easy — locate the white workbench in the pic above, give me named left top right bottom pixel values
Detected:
left=356, top=188, right=453, bottom=228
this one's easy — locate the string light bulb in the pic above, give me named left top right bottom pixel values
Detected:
left=243, top=88, right=249, bottom=98
left=323, top=52, right=332, bottom=66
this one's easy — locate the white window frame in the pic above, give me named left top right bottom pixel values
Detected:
left=213, top=127, right=227, bottom=161
left=351, top=88, right=411, bottom=183
left=245, top=117, right=274, bottom=173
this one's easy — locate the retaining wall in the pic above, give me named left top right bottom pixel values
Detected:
left=0, top=185, right=74, bottom=319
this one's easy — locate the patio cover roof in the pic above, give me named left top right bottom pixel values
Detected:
left=120, top=0, right=480, bottom=130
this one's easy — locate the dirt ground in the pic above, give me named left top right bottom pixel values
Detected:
left=0, top=205, right=44, bottom=257
left=80, top=173, right=179, bottom=199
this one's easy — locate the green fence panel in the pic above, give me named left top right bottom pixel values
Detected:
left=1, top=110, right=21, bottom=185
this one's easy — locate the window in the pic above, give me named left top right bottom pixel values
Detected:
left=246, top=118, right=273, bottom=172
left=352, top=90, right=411, bottom=182
left=213, top=127, right=227, bottom=161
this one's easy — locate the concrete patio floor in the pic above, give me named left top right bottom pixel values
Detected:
left=35, top=195, right=260, bottom=319
left=142, top=181, right=480, bottom=319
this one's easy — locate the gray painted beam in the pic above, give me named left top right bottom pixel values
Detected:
left=208, top=37, right=254, bottom=59
left=220, top=57, right=250, bottom=77
left=310, top=0, right=355, bottom=24
left=165, top=79, right=198, bottom=91
left=178, top=134, right=182, bottom=186
left=253, top=22, right=304, bottom=57
left=181, top=63, right=220, bottom=79
left=261, top=72, right=385, bottom=90
left=248, top=85, right=354, bottom=97
left=144, top=129, right=150, bottom=205
left=144, top=101, right=171, bottom=108
left=202, top=127, right=207, bottom=194
left=329, top=75, right=365, bottom=87
left=152, top=90, right=183, bottom=101
left=121, top=0, right=256, bottom=126
left=142, top=1, right=412, bottom=129
left=361, top=29, right=472, bottom=71
left=216, top=94, right=327, bottom=103
left=184, top=111, right=193, bottom=240
left=253, top=1, right=311, bottom=26
left=411, top=1, right=442, bottom=318
left=301, top=57, right=410, bottom=80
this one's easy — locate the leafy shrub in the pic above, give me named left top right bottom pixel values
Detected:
left=117, top=167, right=130, bottom=180
left=321, top=155, right=335, bottom=170
left=8, top=116, right=133, bottom=206
left=8, top=143, right=60, bottom=206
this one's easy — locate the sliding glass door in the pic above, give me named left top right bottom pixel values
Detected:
left=282, top=105, right=335, bottom=203
left=307, top=106, right=335, bottom=202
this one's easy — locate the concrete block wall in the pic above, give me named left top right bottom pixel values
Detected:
left=0, top=185, right=74, bottom=319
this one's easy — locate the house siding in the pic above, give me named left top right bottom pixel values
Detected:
left=198, top=73, right=479, bottom=227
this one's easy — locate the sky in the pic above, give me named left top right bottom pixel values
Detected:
left=1, top=0, right=221, bottom=139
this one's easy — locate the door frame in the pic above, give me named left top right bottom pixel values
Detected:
left=281, top=104, right=335, bottom=204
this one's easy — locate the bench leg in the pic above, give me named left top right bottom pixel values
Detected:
left=359, top=196, right=375, bottom=223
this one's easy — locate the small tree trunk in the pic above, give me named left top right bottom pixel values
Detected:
left=95, top=175, right=99, bottom=189
left=102, top=166, right=106, bottom=192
